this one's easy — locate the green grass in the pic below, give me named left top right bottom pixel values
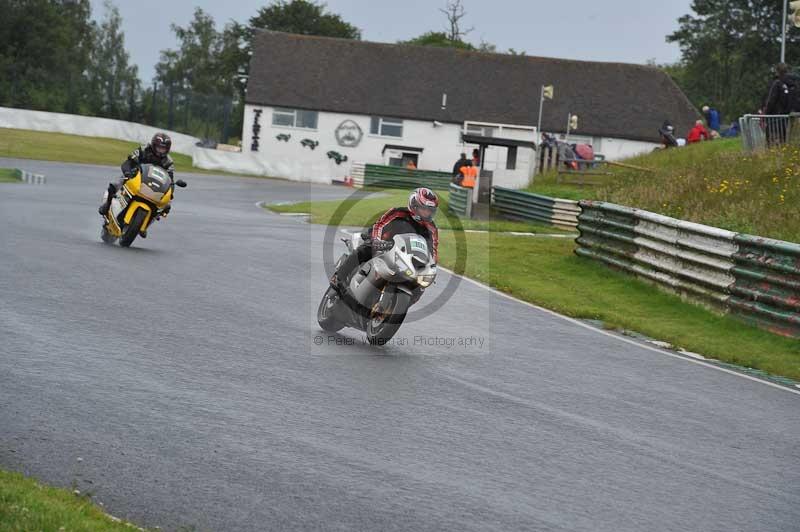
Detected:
left=0, top=168, right=20, bottom=183
left=273, top=193, right=800, bottom=381
left=0, top=469, right=144, bottom=531
left=268, top=189, right=569, bottom=234
left=440, top=233, right=800, bottom=380
left=528, top=138, right=800, bottom=242
left=0, top=127, right=247, bottom=177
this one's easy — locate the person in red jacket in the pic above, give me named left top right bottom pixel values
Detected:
left=686, top=120, right=710, bottom=144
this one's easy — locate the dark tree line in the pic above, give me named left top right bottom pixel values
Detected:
left=0, top=0, right=526, bottom=143
left=666, top=0, right=800, bottom=122
left=0, top=0, right=138, bottom=118
left=0, top=0, right=361, bottom=143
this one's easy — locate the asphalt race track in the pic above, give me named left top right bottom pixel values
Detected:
left=1, top=158, right=799, bottom=532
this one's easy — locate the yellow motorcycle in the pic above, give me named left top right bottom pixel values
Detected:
left=100, top=164, right=187, bottom=247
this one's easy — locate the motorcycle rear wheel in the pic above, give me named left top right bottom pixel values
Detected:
left=317, top=286, right=345, bottom=332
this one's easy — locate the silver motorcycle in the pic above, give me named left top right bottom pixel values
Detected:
left=317, top=231, right=437, bottom=344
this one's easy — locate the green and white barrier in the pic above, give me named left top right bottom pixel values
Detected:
left=576, top=200, right=800, bottom=339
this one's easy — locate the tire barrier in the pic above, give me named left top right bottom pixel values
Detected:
left=491, top=187, right=580, bottom=229
left=575, top=200, right=800, bottom=338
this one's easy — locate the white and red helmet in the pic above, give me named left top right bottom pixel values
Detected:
left=408, top=187, right=439, bottom=222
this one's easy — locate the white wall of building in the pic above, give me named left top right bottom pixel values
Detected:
left=554, top=133, right=659, bottom=161
left=240, top=104, right=659, bottom=187
left=241, top=104, right=540, bottom=188
left=597, top=137, right=660, bottom=160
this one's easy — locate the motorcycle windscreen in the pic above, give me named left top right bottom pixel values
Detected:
left=137, top=164, right=172, bottom=203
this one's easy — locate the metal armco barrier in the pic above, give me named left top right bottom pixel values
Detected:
left=19, top=169, right=46, bottom=184
left=448, top=183, right=472, bottom=218
left=353, top=163, right=452, bottom=190
left=729, top=235, right=800, bottom=338
left=575, top=200, right=800, bottom=339
left=492, top=187, right=580, bottom=229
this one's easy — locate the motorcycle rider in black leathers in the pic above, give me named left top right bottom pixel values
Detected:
left=331, top=187, right=440, bottom=297
left=98, top=132, right=175, bottom=216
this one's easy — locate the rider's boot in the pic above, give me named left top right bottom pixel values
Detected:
left=98, top=183, right=117, bottom=216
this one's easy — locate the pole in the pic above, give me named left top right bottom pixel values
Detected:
left=536, top=86, right=545, bottom=143
left=565, top=113, right=571, bottom=143
left=783, top=0, right=788, bottom=63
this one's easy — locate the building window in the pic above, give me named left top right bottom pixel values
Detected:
left=506, top=146, right=517, bottom=170
left=370, top=116, right=403, bottom=137
left=272, top=108, right=318, bottom=129
left=466, top=124, right=495, bottom=137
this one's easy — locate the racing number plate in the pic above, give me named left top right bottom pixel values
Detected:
left=410, top=237, right=428, bottom=253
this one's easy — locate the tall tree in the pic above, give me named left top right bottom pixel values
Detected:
left=399, top=31, right=475, bottom=50
left=668, top=0, right=800, bottom=120
left=400, top=2, right=521, bottom=55
left=248, top=0, right=361, bottom=39
left=0, top=0, right=95, bottom=113
left=440, top=0, right=473, bottom=42
left=155, top=8, right=248, bottom=139
left=87, top=1, right=139, bottom=119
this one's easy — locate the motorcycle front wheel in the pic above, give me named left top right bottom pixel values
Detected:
left=366, top=291, right=410, bottom=345
left=317, top=286, right=345, bottom=332
left=119, top=209, right=147, bottom=248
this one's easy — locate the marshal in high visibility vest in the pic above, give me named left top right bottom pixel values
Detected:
left=458, top=164, right=477, bottom=188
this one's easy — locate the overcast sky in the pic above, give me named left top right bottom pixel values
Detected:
left=92, top=0, right=695, bottom=82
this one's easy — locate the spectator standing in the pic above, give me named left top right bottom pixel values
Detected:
left=686, top=120, right=710, bottom=144
left=702, top=105, right=721, bottom=131
left=458, top=161, right=477, bottom=188
left=452, top=152, right=469, bottom=178
left=472, top=148, right=481, bottom=167
left=764, top=63, right=800, bottom=145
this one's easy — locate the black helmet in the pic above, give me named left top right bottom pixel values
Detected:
left=408, top=187, right=439, bottom=223
left=151, top=132, right=172, bottom=157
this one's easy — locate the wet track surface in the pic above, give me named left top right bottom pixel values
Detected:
left=1, top=159, right=799, bottom=531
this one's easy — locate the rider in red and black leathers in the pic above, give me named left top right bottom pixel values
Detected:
left=331, top=188, right=439, bottom=292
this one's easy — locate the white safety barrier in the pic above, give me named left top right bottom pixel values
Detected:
left=0, top=107, right=200, bottom=155
left=191, top=146, right=336, bottom=184
left=19, top=170, right=46, bottom=184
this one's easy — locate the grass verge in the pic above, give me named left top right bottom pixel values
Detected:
left=0, top=469, right=143, bottom=531
left=0, top=168, right=20, bottom=183
left=528, top=139, right=800, bottom=242
left=0, top=127, right=247, bottom=177
left=268, top=189, right=571, bottom=234
left=271, top=193, right=800, bottom=381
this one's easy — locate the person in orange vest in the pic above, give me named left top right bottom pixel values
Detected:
left=458, top=161, right=477, bottom=188
left=405, top=159, right=417, bottom=169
